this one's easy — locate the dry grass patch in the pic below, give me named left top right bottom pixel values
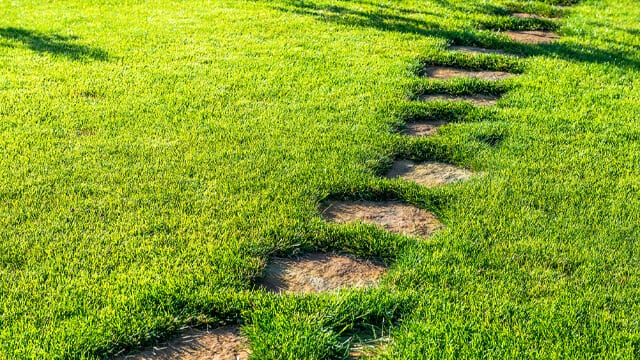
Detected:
left=321, top=201, right=443, bottom=237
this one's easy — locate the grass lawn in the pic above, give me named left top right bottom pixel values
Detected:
left=1, top=0, right=639, bottom=358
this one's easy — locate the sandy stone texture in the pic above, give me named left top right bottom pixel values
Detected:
left=385, top=160, right=472, bottom=187
left=258, top=253, right=386, bottom=294
left=424, top=66, right=514, bottom=81
left=321, top=201, right=443, bottom=238
left=119, top=326, right=249, bottom=360
left=420, top=93, right=499, bottom=106
left=404, top=120, right=448, bottom=136
left=505, top=30, right=560, bottom=44
left=448, top=45, right=511, bottom=56
left=512, top=12, right=548, bottom=20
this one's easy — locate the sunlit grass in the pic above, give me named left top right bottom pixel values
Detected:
left=0, top=0, right=639, bottom=358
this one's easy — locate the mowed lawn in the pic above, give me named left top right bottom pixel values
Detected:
left=1, top=0, right=639, bottom=358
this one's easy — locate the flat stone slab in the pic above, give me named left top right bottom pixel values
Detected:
left=512, top=12, right=549, bottom=20
left=386, top=160, right=472, bottom=187
left=404, top=120, right=448, bottom=137
left=119, top=326, right=249, bottom=360
left=321, top=201, right=443, bottom=237
left=424, top=66, right=514, bottom=81
left=259, top=253, right=386, bottom=294
left=420, top=94, right=499, bottom=106
left=505, top=30, right=560, bottom=44
left=448, top=45, right=511, bottom=56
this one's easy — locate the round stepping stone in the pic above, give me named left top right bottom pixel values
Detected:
left=505, top=30, right=560, bottom=44
left=321, top=201, right=443, bottom=237
left=512, top=12, right=549, bottom=20
left=259, top=253, right=386, bottom=294
left=424, top=66, right=514, bottom=81
left=448, top=45, right=511, bottom=56
left=404, top=120, right=448, bottom=137
left=118, top=325, right=249, bottom=360
left=385, top=160, right=473, bottom=187
left=420, top=94, right=499, bottom=106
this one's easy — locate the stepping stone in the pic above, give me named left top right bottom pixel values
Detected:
left=449, top=45, right=511, bottom=56
left=505, top=30, right=560, bottom=44
left=420, top=94, right=499, bottom=106
left=385, top=160, right=473, bottom=187
left=259, top=253, right=386, bottom=294
left=321, top=201, right=443, bottom=237
left=119, top=325, right=249, bottom=360
left=424, top=66, right=514, bottom=81
left=404, top=119, right=448, bottom=137
left=512, top=12, right=548, bottom=20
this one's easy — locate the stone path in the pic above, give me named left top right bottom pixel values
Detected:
left=125, top=5, right=572, bottom=360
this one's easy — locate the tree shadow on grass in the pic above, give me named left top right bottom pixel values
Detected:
left=0, top=27, right=108, bottom=61
left=273, top=1, right=640, bottom=71
left=272, top=1, right=443, bottom=37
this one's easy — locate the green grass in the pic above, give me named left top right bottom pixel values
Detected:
left=0, top=0, right=639, bottom=358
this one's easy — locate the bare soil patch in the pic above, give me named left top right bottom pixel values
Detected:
left=119, top=326, right=249, bottom=360
left=505, top=30, right=560, bottom=44
left=424, top=66, right=513, bottom=81
left=420, top=94, right=499, bottom=106
left=448, top=45, right=511, bottom=56
left=258, top=253, right=386, bottom=294
left=385, top=160, right=472, bottom=187
left=404, top=120, right=448, bottom=137
left=321, top=201, right=443, bottom=238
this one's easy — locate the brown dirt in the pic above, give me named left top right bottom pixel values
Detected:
left=118, top=326, right=249, bottom=360
left=385, top=160, right=472, bottom=187
left=505, top=30, right=560, bottom=44
left=404, top=120, right=448, bottom=137
left=448, top=45, right=511, bottom=56
left=321, top=201, right=443, bottom=238
left=258, top=253, right=386, bottom=294
left=424, top=66, right=513, bottom=81
left=420, top=93, right=499, bottom=106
